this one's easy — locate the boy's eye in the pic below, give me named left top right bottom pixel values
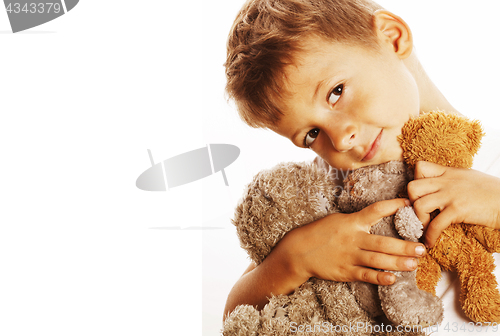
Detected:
left=328, top=84, right=343, bottom=105
left=304, top=128, right=320, bottom=147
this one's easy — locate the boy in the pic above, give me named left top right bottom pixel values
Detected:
left=223, top=0, right=500, bottom=324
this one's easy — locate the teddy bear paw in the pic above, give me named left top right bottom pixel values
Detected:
left=462, top=287, right=500, bottom=323
left=394, top=206, right=422, bottom=242
left=379, top=273, right=443, bottom=327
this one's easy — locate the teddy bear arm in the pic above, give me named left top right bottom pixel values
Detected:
left=453, top=236, right=500, bottom=322
left=416, top=254, right=441, bottom=295
left=463, top=224, right=500, bottom=253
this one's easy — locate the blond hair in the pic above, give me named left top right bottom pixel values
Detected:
left=225, top=0, right=383, bottom=128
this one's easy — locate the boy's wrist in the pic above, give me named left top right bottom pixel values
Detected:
left=278, top=226, right=313, bottom=285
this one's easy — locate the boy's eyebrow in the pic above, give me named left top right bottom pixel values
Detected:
left=312, top=78, right=328, bottom=103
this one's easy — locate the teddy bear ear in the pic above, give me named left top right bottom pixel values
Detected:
left=399, top=111, right=484, bottom=169
left=464, top=118, right=485, bottom=155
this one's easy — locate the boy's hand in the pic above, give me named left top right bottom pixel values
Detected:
left=408, top=161, right=500, bottom=248
left=282, top=198, right=426, bottom=286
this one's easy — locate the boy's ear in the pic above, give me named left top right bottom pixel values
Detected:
left=374, top=10, right=413, bottom=59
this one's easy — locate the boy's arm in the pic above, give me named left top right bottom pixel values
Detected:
left=223, top=198, right=426, bottom=320
left=408, top=161, right=500, bottom=247
left=223, top=246, right=307, bottom=321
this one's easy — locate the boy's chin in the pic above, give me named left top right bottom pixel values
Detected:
left=356, top=152, right=404, bottom=169
left=320, top=149, right=404, bottom=171
left=376, top=148, right=404, bottom=164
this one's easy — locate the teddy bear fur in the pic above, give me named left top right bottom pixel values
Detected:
left=398, top=111, right=500, bottom=322
left=222, top=159, right=437, bottom=335
left=223, top=161, right=378, bottom=336
left=338, top=161, right=443, bottom=326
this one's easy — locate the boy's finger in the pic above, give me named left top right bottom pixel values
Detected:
left=360, top=234, right=426, bottom=258
left=354, top=267, right=395, bottom=286
left=424, top=208, right=456, bottom=248
left=359, top=198, right=410, bottom=226
left=414, top=161, right=447, bottom=180
left=413, top=192, right=445, bottom=228
left=407, top=178, right=440, bottom=203
left=356, top=250, right=418, bottom=272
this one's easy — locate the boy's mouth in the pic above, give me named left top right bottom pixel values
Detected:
left=362, top=130, right=383, bottom=162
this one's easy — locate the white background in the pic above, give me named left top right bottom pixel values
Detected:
left=0, top=1, right=499, bottom=335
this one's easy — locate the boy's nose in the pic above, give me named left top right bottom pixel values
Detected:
left=329, top=125, right=357, bottom=152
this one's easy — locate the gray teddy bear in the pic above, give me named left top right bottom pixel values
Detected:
left=222, top=160, right=443, bottom=336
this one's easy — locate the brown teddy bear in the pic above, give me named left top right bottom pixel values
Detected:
left=222, top=160, right=430, bottom=336
left=223, top=161, right=377, bottom=336
left=398, top=111, right=500, bottom=323
left=337, top=161, right=443, bottom=327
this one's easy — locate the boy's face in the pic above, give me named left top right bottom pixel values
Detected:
left=272, top=35, right=420, bottom=171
